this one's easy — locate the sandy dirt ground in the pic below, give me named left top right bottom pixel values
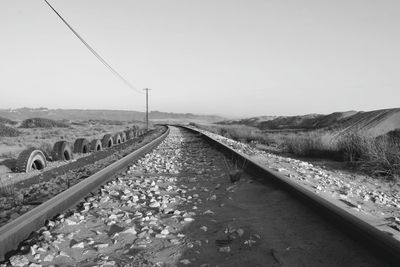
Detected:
left=1, top=127, right=390, bottom=266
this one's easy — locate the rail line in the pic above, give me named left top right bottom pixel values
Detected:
left=0, top=126, right=399, bottom=265
left=0, top=127, right=170, bottom=261
left=182, top=126, right=400, bottom=264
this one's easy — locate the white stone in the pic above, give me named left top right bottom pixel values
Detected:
left=71, top=242, right=84, bottom=249
left=237, top=228, right=244, bottom=237
left=161, top=229, right=169, bottom=235
left=180, top=259, right=191, bottom=265
left=9, top=255, right=29, bottom=267
left=149, top=202, right=160, bottom=208
left=64, top=219, right=77, bottom=225
left=122, top=227, right=137, bottom=235
left=96, top=244, right=109, bottom=250
left=219, top=246, right=231, bottom=253
left=43, top=254, right=54, bottom=262
left=59, top=251, right=70, bottom=258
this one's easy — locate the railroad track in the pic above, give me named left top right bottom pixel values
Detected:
left=0, top=126, right=399, bottom=266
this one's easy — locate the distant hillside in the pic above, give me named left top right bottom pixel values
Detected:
left=0, top=108, right=224, bottom=123
left=220, top=116, right=277, bottom=128
left=149, top=111, right=223, bottom=122
left=218, top=108, right=400, bottom=137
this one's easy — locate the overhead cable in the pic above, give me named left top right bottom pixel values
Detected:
left=44, top=0, right=142, bottom=94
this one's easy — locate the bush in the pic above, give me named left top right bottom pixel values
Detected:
left=88, top=119, right=124, bottom=125
left=38, top=142, right=53, bottom=157
left=337, top=133, right=368, bottom=161
left=0, top=123, right=21, bottom=137
left=191, top=123, right=274, bottom=145
left=336, top=132, right=400, bottom=178
left=282, top=133, right=340, bottom=159
left=20, top=118, right=69, bottom=128
left=0, top=116, right=17, bottom=125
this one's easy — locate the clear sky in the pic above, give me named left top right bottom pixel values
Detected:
left=0, top=0, right=399, bottom=118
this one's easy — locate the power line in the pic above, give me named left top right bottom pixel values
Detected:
left=143, top=88, right=151, bottom=130
left=44, top=0, right=142, bottom=94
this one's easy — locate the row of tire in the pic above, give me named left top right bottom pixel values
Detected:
left=15, top=128, right=147, bottom=173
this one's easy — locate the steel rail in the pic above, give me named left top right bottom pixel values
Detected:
left=0, top=126, right=170, bottom=260
left=181, top=125, right=400, bottom=265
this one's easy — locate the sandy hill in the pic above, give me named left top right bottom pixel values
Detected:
left=219, top=108, right=400, bottom=137
left=0, top=108, right=224, bottom=123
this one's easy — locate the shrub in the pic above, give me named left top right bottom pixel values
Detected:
left=337, top=133, right=368, bottom=162
left=0, top=116, right=17, bottom=125
left=0, top=123, right=21, bottom=137
left=336, top=132, right=400, bottom=178
left=20, top=118, right=69, bottom=128
left=88, top=119, right=123, bottom=125
left=282, top=132, right=340, bottom=159
left=191, top=123, right=273, bottom=145
left=38, top=142, right=53, bottom=157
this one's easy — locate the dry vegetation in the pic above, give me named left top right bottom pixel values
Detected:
left=0, top=118, right=143, bottom=160
left=0, top=124, right=21, bottom=137
left=19, top=117, right=69, bottom=128
left=191, top=123, right=400, bottom=180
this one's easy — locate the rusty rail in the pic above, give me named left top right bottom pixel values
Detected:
left=181, top=125, right=400, bottom=265
left=0, top=126, right=169, bottom=260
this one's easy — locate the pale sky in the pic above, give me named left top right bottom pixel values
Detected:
left=0, top=0, right=399, bottom=118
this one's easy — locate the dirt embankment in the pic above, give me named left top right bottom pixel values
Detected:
left=220, top=108, right=400, bottom=137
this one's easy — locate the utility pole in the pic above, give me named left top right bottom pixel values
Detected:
left=143, top=88, right=151, bottom=130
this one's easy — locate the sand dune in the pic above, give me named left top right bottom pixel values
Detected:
left=219, top=108, right=400, bottom=137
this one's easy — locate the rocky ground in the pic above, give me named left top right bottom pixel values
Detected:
left=1, top=127, right=391, bottom=266
left=192, top=127, right=400, bottom=239
left=0, top=127, right=165, bottom=228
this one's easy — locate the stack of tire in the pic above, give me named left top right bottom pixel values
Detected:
left=15, top=126, right=144, bottom=173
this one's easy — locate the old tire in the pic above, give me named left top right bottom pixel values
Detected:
left=73, top=138, right=89, bottom=153
left=52, top=141, right=73, bottom=161
left=120, top=132, right=127, bottom=143
left=90, top=139, right=102, bottom=151
left=102, top=134, right=114, bottom=148
left=113, top=133, right=122, bottom=144
left=16, top=148, right=47, bottom=173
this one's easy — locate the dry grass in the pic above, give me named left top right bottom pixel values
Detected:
left=0, top=121, right=143, bottom=160
left=283, top=132, right=337, bottom=158
left=337, top=133, right=400, bottom=178
left=0, top=116, right=17, bottom=125
left=0, top=123, right=21, bottom=137
left=192, top=123, right=400, bottom=179
left=20, top=117, right=70, bottom=128
left=189, top=123, right=275, bottom=145
left=0, top=179, right=17, bottom=198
